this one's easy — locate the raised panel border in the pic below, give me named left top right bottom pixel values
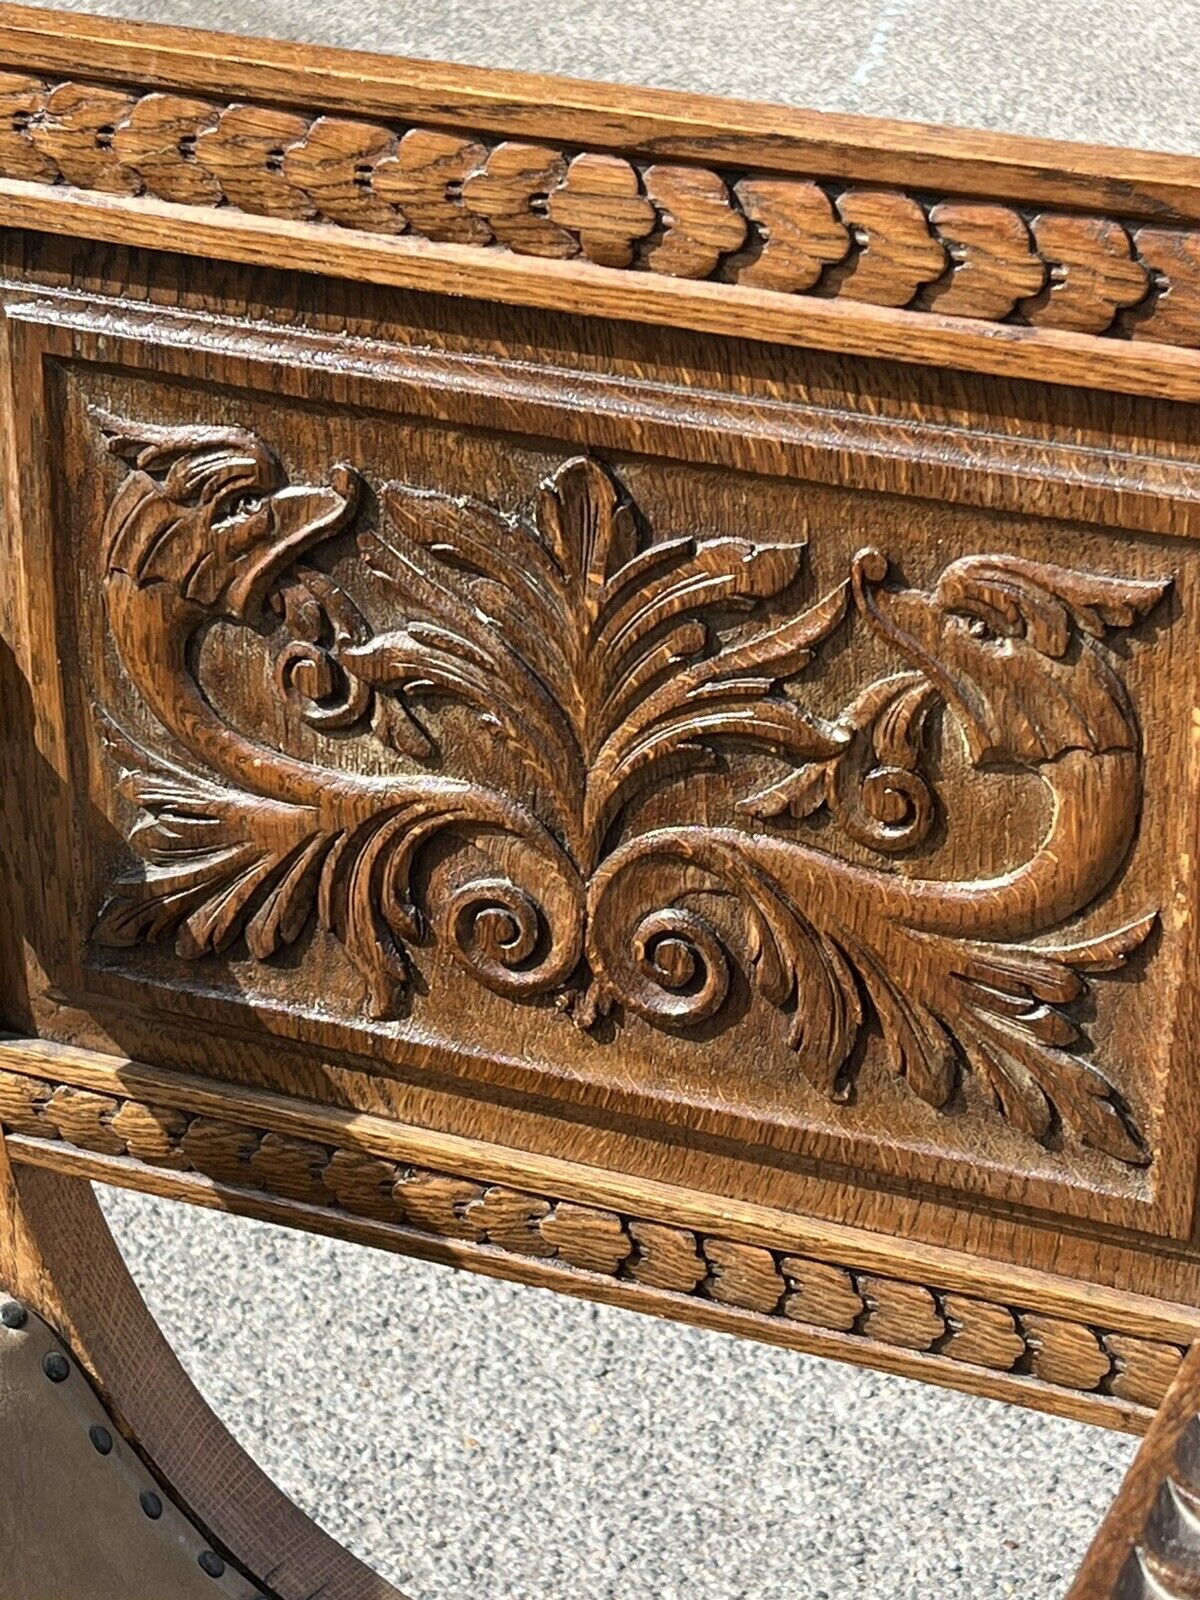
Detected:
left=3, top=285, right=1200, bottom=1241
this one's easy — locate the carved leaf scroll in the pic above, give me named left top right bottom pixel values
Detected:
left=90, top=417, right=1172, bottom=1164
left=93, top=728, right=331, bottom=963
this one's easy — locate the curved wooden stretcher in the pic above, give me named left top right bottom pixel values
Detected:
left=2, top=3, right=1200, bottom=1591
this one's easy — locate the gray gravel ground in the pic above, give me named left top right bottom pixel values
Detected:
left=25, top=0, right=1168, bottom=1590
left=98, top=1186, right=1133, bottom=1600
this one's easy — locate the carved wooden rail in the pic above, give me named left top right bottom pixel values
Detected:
left=0, top=1050, right=1188, bottom=1434
left=2, top=71, right=1199, bottom=349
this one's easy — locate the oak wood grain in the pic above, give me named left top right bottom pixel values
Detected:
left=3, top=4, right=1200, bottom=223
left=19, top=66, right=1200, bottom=353
left=3, top=8, right=1200, bottom=1498
left=4, top=19, right=1200, bottom=399
left=0, top=1297, right=275, bottom=1599
left=1, top=1129, right=1169, bottom=1436
left=7, top=232, right=1200, bottom=1235
left=9, top=177, right=1200, bottom=404
left=6, top=1035, right=1193, bottom=1341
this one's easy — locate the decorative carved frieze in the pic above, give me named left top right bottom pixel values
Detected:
left=1, top=73, right=1198, bottom=346
left=87, top=417, right=1170, bottom=1163
left=0, top=1066, right=1183, bottom=1412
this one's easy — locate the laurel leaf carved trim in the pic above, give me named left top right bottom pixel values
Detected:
left=0, top=1066, right=1183, bottom=1415
left=4, top=72, right=1199, bottom=348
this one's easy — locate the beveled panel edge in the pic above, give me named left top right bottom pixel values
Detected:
left=11, top=282, right=1200, bottom=540
left=0, top=1034, right=1194, bottom=1436
left=3, top=24, right=1200, bottom=397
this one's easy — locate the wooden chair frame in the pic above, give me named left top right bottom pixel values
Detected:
left=3, top=5, right=1200, bottom=1592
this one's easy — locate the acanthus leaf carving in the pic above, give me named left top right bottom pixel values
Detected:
left=347, top=456, right=848, bottom=871
left=740, top=669, right=938, bottom=853
left=89, top=414, right=1172, bottom=1164
left=93, top=721, right=332, bottom=962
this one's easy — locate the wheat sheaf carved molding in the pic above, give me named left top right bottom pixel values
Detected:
left=2, top=72, right=1200, bottom=347
left=0, top=1067, right=1184, bottom=1415
left=88, top=416, right=1171, bottom=1163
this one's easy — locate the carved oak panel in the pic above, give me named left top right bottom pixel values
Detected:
left=88, top=415, right=1165, bottom=1163
left=7, top=296, right=1200, bottom=1241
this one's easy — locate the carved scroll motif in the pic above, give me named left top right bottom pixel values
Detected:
left=90, top=417, right=1172, bottom=1164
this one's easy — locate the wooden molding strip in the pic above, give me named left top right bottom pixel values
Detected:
left=15, top=285, right=1200, bottom=540
left=7, top=179, right=1200, bottom=405
left=0, top=1038, right=1194, bottom=1433
left=7, top=1131, right=1169, bottom=1437
left=5, top=46, right=1200, bottom=394
left=0, top=65, right=1185, bottom=346
left=4, top=1034, right=1196, bottom=1342
left=3, top=3, right=1200, bottom=223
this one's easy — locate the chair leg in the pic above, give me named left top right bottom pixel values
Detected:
left=0, top=1139, right=405, bottom=1600
left=1067, top=1339, right=1200, bottom=1598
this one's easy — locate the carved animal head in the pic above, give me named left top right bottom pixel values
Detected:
left=851, top=549, right=1170, bottom=765
left=98, top=414, right=360, bottom=623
